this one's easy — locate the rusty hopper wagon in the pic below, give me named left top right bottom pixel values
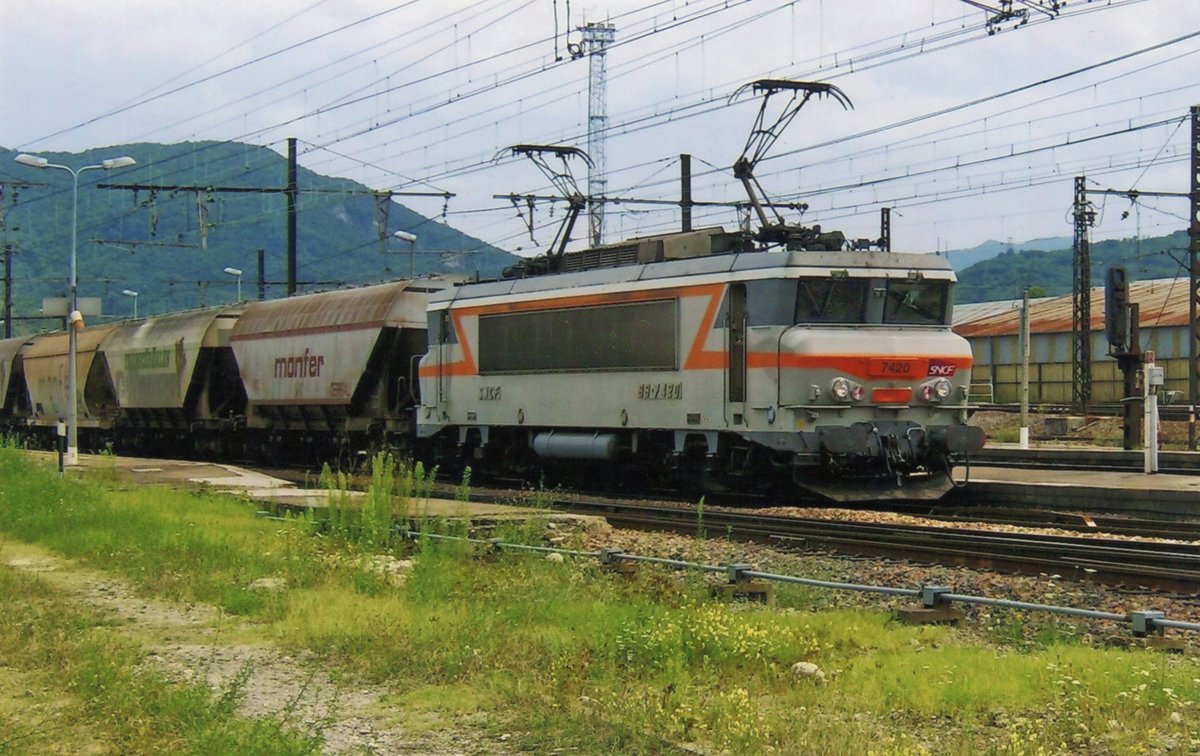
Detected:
left=0, top=335, right=33, bottom=432
left=21, top=324, right=121, bottom=440
left=102, top=307, right=246, bottom=456
left=229, top=279, right=453, bottom=460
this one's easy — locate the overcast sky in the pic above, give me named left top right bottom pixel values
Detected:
left=4, top=0, right=1200, bottom=263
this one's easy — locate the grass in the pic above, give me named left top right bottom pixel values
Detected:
left=0, top=444, right=1198, bottom=753
left=0, top=562, right=321, bottom=754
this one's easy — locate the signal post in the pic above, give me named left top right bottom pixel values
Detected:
left=1106, top=266, right=1143, bottom=450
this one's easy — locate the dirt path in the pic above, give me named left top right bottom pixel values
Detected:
left=1, top=538, right=506, bottom=755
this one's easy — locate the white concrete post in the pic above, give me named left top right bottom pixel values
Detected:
left=1144, top=351, right=1162, bottom=474
left=1019, top=289, right=1031, bottom=449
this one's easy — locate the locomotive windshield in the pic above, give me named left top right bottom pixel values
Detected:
left=882, top=278, right=950, bottom=325
left=794, top=277, right=869, bottom=324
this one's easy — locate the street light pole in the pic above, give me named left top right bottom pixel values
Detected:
left=393, top=230, right=417, bottom=278
left=223, top=267, right=243, bottom=302
left=14, top=153, right=136, bottom=466
left=122, top=289, right=138, bottom=319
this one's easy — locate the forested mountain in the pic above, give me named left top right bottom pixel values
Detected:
left=944, top=236, right=1073, bottom=271
left=5, top=140, right=1188, bottom=324
left=953, top=230, right=1190, bottom=304
left=0, top=141, right=517, bottom=332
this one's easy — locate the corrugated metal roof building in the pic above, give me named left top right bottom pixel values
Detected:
left=953, top=278, right=1192, bottom=404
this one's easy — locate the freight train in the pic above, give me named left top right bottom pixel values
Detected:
left=0, top=225, right=983, bottom=502
left=0, top=80, right=985, bottom=500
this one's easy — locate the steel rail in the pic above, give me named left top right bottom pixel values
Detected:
left=917, top=506, right=1200, bottom=540
left=387, top=530, right=1200, bottom=637
left=970, top=447, right=1200, bottom=475
left=550, top=499, right=1200, bottom=593
left=246, top=461, right=1200, bottom=590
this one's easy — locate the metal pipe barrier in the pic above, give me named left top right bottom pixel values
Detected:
left=619, top=553, right=727, bottom=574
left=740, top=569, right=921, bottom=599
left=392, top=527, right=1200, bottom=639
left=937, top=590, right=1128, bottom=623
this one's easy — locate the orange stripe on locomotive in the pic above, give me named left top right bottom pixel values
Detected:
left=418, top=283, right=972, bottom=381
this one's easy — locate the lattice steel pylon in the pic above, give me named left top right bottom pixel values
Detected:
left=1072, top=175, right=1096, bottom=411
left=580, top=22, right=615, bottom=248
left=1189, top=105, right=1200, bottom=449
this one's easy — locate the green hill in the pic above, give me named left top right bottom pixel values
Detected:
left=8, top=142, right=1186, bottom=323
left=944, top=236, right=1073, bottom=271
left=1, top=141, right=517, bottom=331
left=953, top=230, right=1191, bottom=304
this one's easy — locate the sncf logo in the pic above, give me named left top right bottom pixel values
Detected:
left=927, top=360, right=957, bottom=377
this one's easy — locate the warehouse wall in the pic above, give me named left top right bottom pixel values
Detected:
left=967, top=326, right=1190, bottom=404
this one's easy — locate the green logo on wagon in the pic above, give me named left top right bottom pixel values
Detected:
left=124, top=347, right=172, bottom=372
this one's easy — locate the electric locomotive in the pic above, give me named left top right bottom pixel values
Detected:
left=416, top=226, right=983, bottom=501
left=416, top=80, right=983, bottom=501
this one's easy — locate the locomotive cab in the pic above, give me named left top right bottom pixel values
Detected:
left=765, top=264, right=984, bottom=498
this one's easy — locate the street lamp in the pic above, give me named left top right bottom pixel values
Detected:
left=393, top=230, right=417, bottom=278
left=121, top=289, right=138, bottom=319
left=14, top=152, right=136, bottom=466
left=223, top=267, right=243, bottom=302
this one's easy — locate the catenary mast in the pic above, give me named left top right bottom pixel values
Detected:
left=581, top=22, right=615, bottom=248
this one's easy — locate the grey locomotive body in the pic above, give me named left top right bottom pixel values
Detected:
left=417, top=229, right=983, bottom=500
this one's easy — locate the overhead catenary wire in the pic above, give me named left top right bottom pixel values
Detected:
left=18, top=0, right=427, bottom=150
left=301, top=0, right=1157, bottom=192
left=9, top=0, right=768, bottom=223
left=119, top=0, right=516, bottom=148
left=9, top=2, right=1108, bottom=188
left=362, top=32, right=1190, bottom=240
left=14, top=107, right=1190, bottom=277
left=8, top=0, right=1191, bottom=267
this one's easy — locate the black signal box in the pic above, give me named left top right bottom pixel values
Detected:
left=1105, top=265, right=1129, bottom=351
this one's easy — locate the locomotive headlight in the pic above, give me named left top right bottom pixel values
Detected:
left=830, top=377, right=851, bottom=401
left=922, top=378, right=954, bottom=402
left=934, top=378, right=952, bottom=399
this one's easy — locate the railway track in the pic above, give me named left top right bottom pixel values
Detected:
left=537, top=499, right=1200, bottom=594
left=971, top=446, right=1200, bottom=475
left=919, top=505, right=1200, bottom=539
left=257, top=463, right=1200, bottom=592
